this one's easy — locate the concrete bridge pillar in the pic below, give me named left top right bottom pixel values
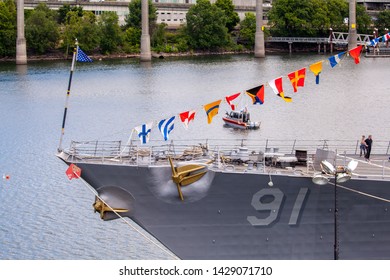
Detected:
left=140, top=0, right=151, bottom=62
left=288, top=42, right=292, bottom=54
left=348, top=0, right=357, bottom=50
left=254, top=0, right=265, bottom=58
left=16, top=0, right=27, bottom=65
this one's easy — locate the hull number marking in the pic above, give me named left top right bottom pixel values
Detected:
left=247, top=187, right=309, bottom=226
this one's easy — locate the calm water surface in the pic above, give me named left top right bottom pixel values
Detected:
left=0, top=54, right=389, bottom=259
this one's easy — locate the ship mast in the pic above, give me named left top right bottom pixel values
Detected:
left=58, top=40, right=78, bottom=151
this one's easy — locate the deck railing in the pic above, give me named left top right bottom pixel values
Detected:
left=64, top=139, right=390, bottom=179
left=67, top=139, right=390, bottom=161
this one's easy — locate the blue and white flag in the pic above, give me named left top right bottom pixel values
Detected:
left=328, top=52, right=345, bottom=68
left=134, top=122, right=153, bottom=144
left=368, top=37, right=380, bottom=47
left=158, top=116, right=175, bottom=141
left=77, top=46, right=93, bottom=62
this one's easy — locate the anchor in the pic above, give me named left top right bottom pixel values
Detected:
left=168, top=156, right=208, bottom=201
left=93, top=196, right=129, bottom=219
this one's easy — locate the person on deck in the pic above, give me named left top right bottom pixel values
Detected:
left=360, top=135, right=367, bottom=157
left=364, top=135, right=373, bottom=162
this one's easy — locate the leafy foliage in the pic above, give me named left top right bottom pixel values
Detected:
left=62, top=10, right=100, bottom=53
left=0, top=0, right=16, bottom=56
left=185, top=0, right=229, bottom=50
left=324, top=0, right=348, bottom=32
left=151, top=23, right=167, bottom=47
left=356, top=4, right=372, bottom=34
left=268, top=0, right=331, bottom=37
left=58, top=4, right=83, bottom=24
left=124, top=0, right=157, bottom=51
left=215, top=0, right=240, bottom=32
left=238, top=12, right=256, bottom=47
left=125, top=0, right=157, bottom=29
left=374, top=10, right=390, bottom=34
left=98, top=12, right=123, bottom=54
left=25, top=4, right=59, bottom=54
left=268, top=0, right=372, bottom=37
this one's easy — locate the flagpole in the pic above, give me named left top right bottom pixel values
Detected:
left=58, top=39, right=78, bottom=152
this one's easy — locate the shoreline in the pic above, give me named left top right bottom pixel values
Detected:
left=0, top=50, right=258, bottom=62
left=0, top=47, right=330, bottom=63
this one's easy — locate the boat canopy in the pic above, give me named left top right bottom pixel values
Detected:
left=229, top=111, right=250, bottom=122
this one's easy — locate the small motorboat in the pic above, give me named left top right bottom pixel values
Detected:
left=222, top=110, right=260, bottom=129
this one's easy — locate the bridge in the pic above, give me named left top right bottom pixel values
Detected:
left=267, top=32, right=375, bottom=53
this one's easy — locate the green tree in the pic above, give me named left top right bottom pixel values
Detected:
left=124, top=0, right=157, bottom=50
left=123, top=27, right=141, bottom=53
left=324, top=0, right=371, bottom=34
left=25, top=3, right=59, bottom=54
left=62, top=11, right=100, bottom=53
left=62, top=10, right=101, bottom=53
left=375, top=10, right=390, bottom=34
left=98, top=12, right=123, bottom=54
left=238, top=12, right=256, bottom=47
left=0, top=0, right=16, bottom=57
left=151, top=23, right=167, bottom=48
left=325, top=0, right=348, bottom=32
left=172, top=25, right=190, bottom=52
left=62, top=11, right=82, bottom=52
left=78, top=12, right=100, bottom=52
left=268, top=0, right=330, bottom=37
left=151, top=23, right=187, bottom=53
left=356, top=4, right=372, bottom=34
left=125, top=0, right=157, bottom=29
left=124, top=27, right=141, bottom=47
left=269, top=0, right=372, bottom=36
left=185, top=0, right=229, bottom=50
left=58, top=4, right=83, bottom=24
left=215, top=0, right=240, bottom=32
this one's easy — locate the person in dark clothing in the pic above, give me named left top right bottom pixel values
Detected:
left=364, top=135, right=373, bottom=161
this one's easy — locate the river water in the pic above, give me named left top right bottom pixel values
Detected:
left=0, top=53, right=389, bottom=259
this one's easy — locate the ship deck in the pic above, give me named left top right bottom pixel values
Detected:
left=333, top=154, right=390, bottom=181
left=59, top=139, right=390, bottom=182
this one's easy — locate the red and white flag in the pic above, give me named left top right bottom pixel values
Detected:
left=179, top=110, right=196, bottom=130
left=225, top=92, right=241, bottom=110
left=268, top=77, right=292, bottom=103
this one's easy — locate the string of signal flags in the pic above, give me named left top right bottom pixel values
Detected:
left=68, top=33, right=390, bottom=146
left=129, top=43, right=367, bottom=145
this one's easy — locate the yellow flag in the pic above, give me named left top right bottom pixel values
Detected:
left=203, top=100, right=222, bottom=124
left=309, top=61, right=323, bottom=84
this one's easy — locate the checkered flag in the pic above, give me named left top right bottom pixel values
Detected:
left=76, top=46, right=93, bottom=62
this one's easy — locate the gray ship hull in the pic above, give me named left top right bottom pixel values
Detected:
left=62, top=160, right=390, bottom=260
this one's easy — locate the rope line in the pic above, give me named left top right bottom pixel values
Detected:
left=334, top=183, right=390, bottom=203
left=291, top=168, right=390, bottom=203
